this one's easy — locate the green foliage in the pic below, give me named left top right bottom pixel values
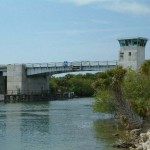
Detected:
left=92, top=66, right=127, bottom=113
left=130, top=99, right=150, bottom=117
left=93, top=90, right=116, bottom=113
left=140, top=60, right=150, bottom=76
left=123, top=70, right=150, bottom=100
left=50, top=73, right=95, bottom=97
left=93, top=66, right=143, bottom=129
left=93, top=61, right=150, bottom=119
left=92, top=66, right=126, bottom=91
left=123, top=69, right=150, bottom=117
left=69, top=77, right=94, bottom=97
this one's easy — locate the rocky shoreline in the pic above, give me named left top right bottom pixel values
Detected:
left=113, top=129, right=150, bottom=149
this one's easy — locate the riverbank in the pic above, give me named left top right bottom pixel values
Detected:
left=113, top=119, right=150, bottom=149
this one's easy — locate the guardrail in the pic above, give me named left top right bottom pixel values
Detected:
left=26, top=60, right=118, bottom=68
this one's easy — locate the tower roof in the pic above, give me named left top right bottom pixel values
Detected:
left=118, top=37, right=148, bottom=47
left=118, top=37, right=148, bottom=41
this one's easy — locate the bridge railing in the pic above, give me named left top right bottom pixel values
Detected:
left=26, top=60, right=118, bottom=68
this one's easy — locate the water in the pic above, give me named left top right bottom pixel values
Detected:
left=0, top=98, right=121, bottom=150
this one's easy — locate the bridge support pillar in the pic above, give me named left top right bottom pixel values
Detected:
left=7, top=64, right=49, bottom=95
left=7, top=64, right=26, bottom=93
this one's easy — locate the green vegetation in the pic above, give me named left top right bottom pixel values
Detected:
left=50, top=73, right=95, bottom=97
left=92, top=66, right=143, bottom=129
left=93, top=60, right=150, bottom=129
left=123, top=69, right=150, bottom=117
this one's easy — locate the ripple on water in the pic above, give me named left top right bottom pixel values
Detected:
left=0, top=98, right=122, bottom=150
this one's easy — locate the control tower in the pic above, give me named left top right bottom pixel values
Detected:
left=118, top=37, right=148, bottom=71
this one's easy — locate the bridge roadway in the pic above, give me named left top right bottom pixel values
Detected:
left=0, top=60, right=118, bottom=76
left=26, top=60, right=118, bottom=75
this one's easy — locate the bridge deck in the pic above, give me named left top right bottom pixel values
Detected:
left=0, top=60, right=118, bottom=76
left=26, top=60, right=118, bottom=75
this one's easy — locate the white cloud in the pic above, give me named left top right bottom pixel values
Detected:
left=104, top=1, right=150, bottom=15
left=47, top=0, right=150, bottom=15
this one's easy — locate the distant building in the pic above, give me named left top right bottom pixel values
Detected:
left=118, top=37, right=148, bottom=71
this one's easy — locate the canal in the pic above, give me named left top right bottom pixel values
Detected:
left=0, top=98, right=123, bottom=150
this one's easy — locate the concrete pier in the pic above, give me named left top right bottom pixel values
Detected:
left=7, top=64, right=49, bottom=93
left=5, top=64, right=50, bottom=102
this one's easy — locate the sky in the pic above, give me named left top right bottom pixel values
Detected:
left=0, top=0, right=150, bottom=64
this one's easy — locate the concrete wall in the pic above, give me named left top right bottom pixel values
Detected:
left=119, top=46, right=145, bottom=71
left=137, top=47, right=145, bottom=70
left=7, top=64, right=24, bottom=92
left=25, top=75, right=49, bottom=92
left=7, top=64, right=49, bottom=94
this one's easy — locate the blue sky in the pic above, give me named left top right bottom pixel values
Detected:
left=0, top=0, right=150, bottom=64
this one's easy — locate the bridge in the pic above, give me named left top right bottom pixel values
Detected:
left=0, top=60, right=117, bottom=101
left=0, top=60, right=118, bottom=76
left=0, top=37, right=148, bottom=101
left=26, top=60, right=117, bottom=75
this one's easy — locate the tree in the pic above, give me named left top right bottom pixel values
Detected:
left=68, top=76, right=94, bottom=97
left=123, top=69, right=150, bottom=117
left=140, top=60, right=150, bottom=76
left=50, top=73, right=95, bottom=97
left=93, top=66, right=143, bottom=129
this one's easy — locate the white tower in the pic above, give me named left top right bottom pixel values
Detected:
left=118, top=37, right=148, bottom=71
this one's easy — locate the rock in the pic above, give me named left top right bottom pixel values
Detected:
left=130, top=129, right=141, bottom=137
left=147, top=130, right=150, bottom=139
left=142, top=143, right=147, bottom=150
left=113, top=142, right=134, bottom=148
left=113, top=128, right=150, bottom=150
left=140, top=133, right=148, bottom=142
left=145, top=140, right=150, bottom=149
left=137, top=144, right=143, bottom=150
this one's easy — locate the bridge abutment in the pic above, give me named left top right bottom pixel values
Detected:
left=7, top=64, right=26, bottom=93
left=6, top=64, right=50, bottom=101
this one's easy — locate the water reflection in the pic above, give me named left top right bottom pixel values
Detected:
left=20, top=102, right=50, bottom=149
left=0, top=102, right=50, bottom=150
left=93, top=119, right=128, bottom=150
left=0, top=98, right=128, bottom=150
left=0, top=114, right=6, bottom=138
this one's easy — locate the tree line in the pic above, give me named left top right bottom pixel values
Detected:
left=50, top=73, right=95, bottom=98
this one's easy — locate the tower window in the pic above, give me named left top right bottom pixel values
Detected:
left=125, top=40, right=128, bottom=46
left=132, top=39, right=137, bottom=46
left=119, top=40, right=125, bottom=47
left=120, top=52, right=124, bottom=58
left=129, top=52, right=131, bottom=56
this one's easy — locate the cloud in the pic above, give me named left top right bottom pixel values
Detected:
left=104, top=1, right=150, bottom=15
left=47, top=0, right=150, bottom=15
